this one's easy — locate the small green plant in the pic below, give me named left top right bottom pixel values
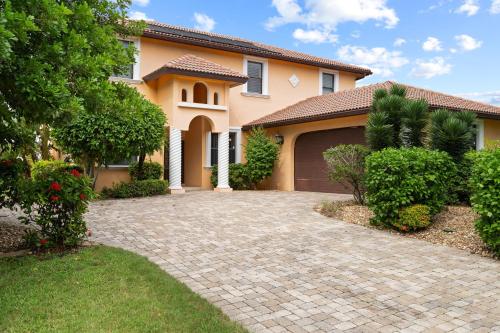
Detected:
left=365, top=148, right=454, bottom=227
left=129, top=161, right=162, bottom=180
left=323, top=144, right=369, bottom=205
left=395, top=204, right=431, bottom=232
left=470, top=148, right=500, bottom=255
left=210, top=163, right=251, bottom=190
left=245, top=127, right=279, bottom=187
left=102, top=179, right=169, bottom=198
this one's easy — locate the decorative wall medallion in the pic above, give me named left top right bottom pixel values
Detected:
left=289, top=74, right=300, bottom=88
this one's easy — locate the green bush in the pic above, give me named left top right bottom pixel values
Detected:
left=323, top=144, right=369, bottom=205
left=128, top=161, right=162, bottom=180
left=470, top=149, right=500, bottom=255
left=245, top=127, right=279, bottom=186
left=210, top=163, right=252, bottom=190
left=365, top=148, right=454, bottom=227
left=395, top=204, right=431, bottom=232
left=102, top=179, right=169, bottom=198
left=0, top=156, right=28, bottom=209
left=447, top=152, right=476, bottom=204
left=20, top=161, right=94, bottom=247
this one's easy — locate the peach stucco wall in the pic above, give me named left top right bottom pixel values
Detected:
left=484, top=119, right=500, bottom=144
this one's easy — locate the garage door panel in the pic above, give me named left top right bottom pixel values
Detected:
left=294, top=127, right=365, bottom=193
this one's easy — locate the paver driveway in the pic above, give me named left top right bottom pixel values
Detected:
left=87, top=191, right=500, bottom=333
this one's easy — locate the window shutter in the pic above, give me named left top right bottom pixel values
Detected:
left=247, top=61, right=263, bottom=94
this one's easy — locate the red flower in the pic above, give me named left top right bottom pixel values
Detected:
left=79, top=193, right=86, bottom=200
left=50, top=195, right=60, bottom=202
left=70, top=169, right=81, bottom=177
left=49, top=181, right=62, bottom=191
left=40, top=239, right=48, bottom=246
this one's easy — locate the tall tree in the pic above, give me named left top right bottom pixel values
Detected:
left=0, top=0, right=143, bottom=153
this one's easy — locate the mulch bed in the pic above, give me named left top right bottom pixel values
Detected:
left=0, top=211, right=30, bottom=253
left=316, top=201, right=496, bottom=259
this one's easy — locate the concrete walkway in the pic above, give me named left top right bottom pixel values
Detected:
left=87, top=191, right=500, bottom=333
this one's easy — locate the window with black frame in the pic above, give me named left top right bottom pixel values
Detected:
left=247, top=61, right=263, bottom=94
left=322, top=72, right=335, bottom=95
left=210, top=132, right=237, bottom=166
left=113, top=40, right=134, bottom=79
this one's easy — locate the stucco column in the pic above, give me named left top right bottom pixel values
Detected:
left=168, top=127, right=185, bottom=194
left=215, top=131, right=232, bottom=192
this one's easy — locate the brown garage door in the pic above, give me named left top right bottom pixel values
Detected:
left=294, top=127, right=365, bottom=193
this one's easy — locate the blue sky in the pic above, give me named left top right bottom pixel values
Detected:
left=129, top=0, right=500, bottom=105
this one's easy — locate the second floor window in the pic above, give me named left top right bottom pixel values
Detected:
left=114, top=40, right=134, bottom=79
left=322, top=73, right=335, bottom=95
left=247, top=61, right=263, bottom=94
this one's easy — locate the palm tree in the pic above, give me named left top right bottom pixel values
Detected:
left=366, top=112, right=394, bottom=151
left=400, top=99, right=429, bottom=147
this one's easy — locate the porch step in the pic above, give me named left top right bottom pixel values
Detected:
left=182, top=187, right=208, bottom=192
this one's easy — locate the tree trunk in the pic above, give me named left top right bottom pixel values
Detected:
left=137, top=151, right=146, bottom=180
left=40, top=125, right=51, bottom=160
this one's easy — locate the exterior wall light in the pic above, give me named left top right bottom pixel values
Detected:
left=274, top=134, right=284, bottom=145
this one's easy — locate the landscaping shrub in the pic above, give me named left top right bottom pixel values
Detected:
left=245, top=127, right=279, bottom=187
left=323, top=144, right=369, bottom=205
left=210, top=163, right=252, bottom=190
left=395, top=204, right=431, bottom=232
left=430, top=109, right=477, bottom=161
left=365, top=148, right=454, bottom=227
left=0, top=156, right=28, bottom=209
left=470, top=149, right=500, bottom=255
left=129, top=161, right=162, bottom=180
left=20, top=161, right=94, bottom=247
left=102, top=180, right=169, bottom=198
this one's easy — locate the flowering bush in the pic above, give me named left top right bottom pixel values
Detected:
left=20, top=161, right=94, bottom=247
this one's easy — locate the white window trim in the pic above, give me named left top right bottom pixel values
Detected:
left=243, top=56, right=269, bottom=96
left=230, top=127, right=242, bottom=164
left=476, top=119, right=485, bottom=150
left=205, top=128, right=242, bottom=167
left=107, top=156, right=139, bottom=168
left=318, top=68, right=339, bottom=95
left=111, top=36, right=141, bottom=82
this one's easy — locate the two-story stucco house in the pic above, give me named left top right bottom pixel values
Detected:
left=99, top=21, right=500, bottom=194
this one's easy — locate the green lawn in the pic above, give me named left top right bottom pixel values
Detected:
left=0, top=246, right=248, bottom=333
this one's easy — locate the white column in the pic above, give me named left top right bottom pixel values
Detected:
left=476, top=119, right=485, bottom=151
left=216, top=131, right=232, bottom=192
left=168, top=127, right=184, bottom=193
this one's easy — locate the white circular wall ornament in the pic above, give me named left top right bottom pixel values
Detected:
left=289, top=74, right=300, bottom=88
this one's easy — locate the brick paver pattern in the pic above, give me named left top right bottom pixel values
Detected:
left=87, top=191, right=500, bottom=333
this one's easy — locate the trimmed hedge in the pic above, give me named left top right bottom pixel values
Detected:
left=102, top=179, right=169, bottom=198
left=470, top=149, right=500, bottom=255
left=365, top=148, right=454, bottom=227
left=128, top=161, right=162, bottom=180
left=210, top=163, right=251, bottom=190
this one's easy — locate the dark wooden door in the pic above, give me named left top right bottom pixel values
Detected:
left=294, top=127, right=365, bottom=193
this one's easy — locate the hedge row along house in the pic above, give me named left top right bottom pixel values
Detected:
left=99, top=21, right=500, bottom=193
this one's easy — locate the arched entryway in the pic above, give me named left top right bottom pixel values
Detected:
left=294, top=127, right=365, bottom=193
left=182, top=115, right=214, bottom=188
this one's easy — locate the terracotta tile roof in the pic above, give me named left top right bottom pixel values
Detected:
left=142, top=21, right=372, bottom=78
left=142, top=54, right=248, bottom=85
left=244, top=81, right=500, bottom=129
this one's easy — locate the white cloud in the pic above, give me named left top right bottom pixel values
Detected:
left=292, top=28, right=338, bottom=44
left=337, top=45, right=409, bottom=77
left=129, top=11, right=151, bottom=20
left=266, top=0, right=399, bottom=34
left=393, top=38, right=406, bottom=47
left=133, top=0, right=150, bottom=7
left=411, top=57, right=452, bottom=79
left=459, top=91, right=500, bottom=105
left=455, top=34, right=482, bottom=51
left=422, top=37, right=443, bottom=52
left=455, top=0, right=480, bottom=16
left=193, top=13, right=216, bottom=32
left=491, top=0, right=500, bottom=13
